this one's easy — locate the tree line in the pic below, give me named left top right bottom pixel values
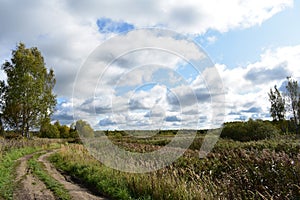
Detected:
left=1, top=43, right=298, bottom=140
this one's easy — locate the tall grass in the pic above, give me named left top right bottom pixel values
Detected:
left=50, top=144, right=215, bottom=199
left=50, top=136, right=300, bottom=200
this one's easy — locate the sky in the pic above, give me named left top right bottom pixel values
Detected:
left=0, top=0, right=300, bottom=130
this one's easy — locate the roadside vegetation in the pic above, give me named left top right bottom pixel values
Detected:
left=50, top=134, right=300, bottom=200
left=0, top=138, right=63, bottom=199
left=0, top=146, right=39, bottom=199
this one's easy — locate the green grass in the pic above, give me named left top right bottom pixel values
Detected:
left=50, top=151, right=133, bottom=200
left=0, top=147, right=39, bottom=199
left=28, top=154, right=71, bottom=200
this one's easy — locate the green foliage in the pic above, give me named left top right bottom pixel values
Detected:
left=58, top=125, right=70, bottom=138
left=54, top=121, right=70, bottom=138
left=221, top=119, right=279, bottom=142
left=1, top=43, right=56, bottom=138
left=40, top=120, right=60, bottom=138
left=69, top=127, right=80, bottom=141
left=75, top=120, right=94, bottom=138
left=39, top=120, right=81, bottom=139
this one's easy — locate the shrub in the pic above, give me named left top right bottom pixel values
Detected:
left=221, top=119, right=279, bottom=142
left=40, top=123, right=60, bottom=138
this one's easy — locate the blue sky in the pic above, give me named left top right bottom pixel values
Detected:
left=0, top=0, right=299, bottom=130
left=97, top=18, right=135, bottom=34
left=198, top=0, right=300, bottom=68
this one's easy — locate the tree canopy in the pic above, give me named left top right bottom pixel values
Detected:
left=0, top=43, right=56, bottom=137
left=75, top=120, right=94, bottom=138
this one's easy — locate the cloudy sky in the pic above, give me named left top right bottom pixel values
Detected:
left=1, top=0, right=300, bottom=130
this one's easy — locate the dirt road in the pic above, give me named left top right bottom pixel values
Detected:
left=13, top=152, right=55, bottom=200
left=13, top=150, right=107, bottom=200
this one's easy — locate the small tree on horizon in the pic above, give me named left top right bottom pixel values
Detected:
left=285, top=76, right=300, bottom=131
left=286, top=77, right=300, bottom=124
left=268, top=85, right=285, bottom=121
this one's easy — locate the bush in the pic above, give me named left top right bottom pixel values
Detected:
left=221, top=119, right=279, bottom=142
left=40, top=123, right=60, bottom=138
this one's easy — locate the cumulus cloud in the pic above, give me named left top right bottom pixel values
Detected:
left=0, top=0, right=295, bottom=129
left=61, top=0, right=292, bottom=33
left=245, top=62, right=290, bottom=84
left=218, top=45, right=300, bottom=122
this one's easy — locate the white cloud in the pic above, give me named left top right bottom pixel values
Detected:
left=0, top=0, right=292, bottom=96
left=217, top=44, right=300, bottom=122
left=206, top=36, right=217, bottom=44
left=0, top=0, right=295, bottom=129
left=67, top=44, right=300, bottom=128
left=61, top=0, right=292, bottom=34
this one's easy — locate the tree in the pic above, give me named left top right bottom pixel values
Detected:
left=54, top=120, right=70, bottom=138
left=285, top=77, right=300, bottom=128
left=1, top=43, right=56, bottom=138
left=40, top=118, right=60, bottom=138
left=75, top=120, right=94, bottom=138
left=69, top=122, right=80, bottom=139
left=268, top=85, right=285, bottom=121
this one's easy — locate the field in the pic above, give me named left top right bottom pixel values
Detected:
left=49, top=133, right=300, bottom=200
left=0, top=133, right=299, bottom=200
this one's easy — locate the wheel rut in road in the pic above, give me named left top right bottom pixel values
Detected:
left=13, top=150, right=108, bottom=200
left=38, top=150, right=108, bottom=200
left=13, top=152, right=55, bottom=200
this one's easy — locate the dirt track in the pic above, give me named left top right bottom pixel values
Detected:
left=13, top=152, right=55, bottom=200
left=13, top=150, right=107, bottom=200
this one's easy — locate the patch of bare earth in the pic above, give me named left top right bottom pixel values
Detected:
left=13, top=153, right=55, bottom=200
left=38, top=150, right=107, bottom=200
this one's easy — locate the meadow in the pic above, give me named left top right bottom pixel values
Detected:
left=0, top=122, right=299, bottom=200
left=49, top=132, right=300, bottom=200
